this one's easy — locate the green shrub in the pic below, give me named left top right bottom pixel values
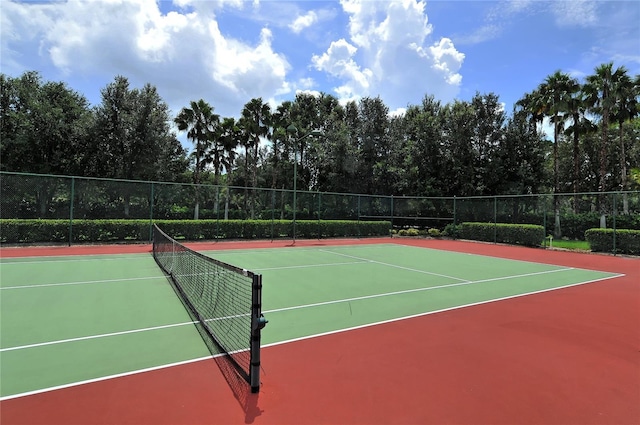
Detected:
left=460, top=222, right=545, bottom=247
left=0, top=219, right=391, bottom=244
left=443, top=223, right=461, bottom=238
left=427, top=228, right=441, bottom=237
left=585, top=228, right=640, bottom=255
left=398, top=228, right=420, bottom=237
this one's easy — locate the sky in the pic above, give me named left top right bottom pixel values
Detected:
left=2, top=0, right=639, bottom=125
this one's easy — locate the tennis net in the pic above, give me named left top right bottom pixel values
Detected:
left=152, top=224, right=266, bottom=393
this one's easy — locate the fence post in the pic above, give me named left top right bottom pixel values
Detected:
left=543, top=197, right=547, bottom=248
left=493, top=196, right=497, bottom=243
left=453, top=196, right=457, bottom=226
left=317, top=191, right=322, bottom=240
left=390, top=194, right=394, bottom=229
left=148, top=182, right=155, bottom=242
left=270, top=189, right=275, bottom=241
left=68, top=177, right=75, bottom=246
left=357, top=194, right=361, bottom=238
left=613, top=192, right=617, bottom=255
left=216, top=186, right=221, bottom=241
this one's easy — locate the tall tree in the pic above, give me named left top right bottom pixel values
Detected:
left=216, top=117, right=240, bottom=182
left=174, top=99, right=218, bottom=219
left=538, top=71, right=575, bottom=235
left=441, top=100, right=476, bottom=196
left=563, top=80, right=592, bottom=200
left=538, top=71, right=574, bottom=198
left=92, top=77, right=187, bottom=216
left=470, top=92, right=506, bottom=194
left=0, top=71, right=91, bottom=216
left=241, top=98, right=271, bottom=218
left=499, top=110, right=548, bottom=195
left=92, top=76, right=135, bottom=179
left=584, top=63, right=627, bottom=196
left=355, top=96, right=390, bottom=194
left=515, top=90, right=545, bottom=136
left=610, top=70, right=639, bottom=213
left=402, top=95, right=444, bottom=196
left=0, top=71, right=90, bottom=175
left=290, top=93, right=323, bottom=191
left=270, top=101, right=293, bottom=190
left=130, top=83, right=187, bottom=182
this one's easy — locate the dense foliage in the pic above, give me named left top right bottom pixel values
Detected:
left=2, top=64, right=638, bottom=209
left=459, top=222, right=545, bottom=247
left=585, top=228, right=640, bottom=255
left=0, top=219, right=391, bottom=243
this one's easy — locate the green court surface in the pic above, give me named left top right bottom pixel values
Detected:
left=0, top=244, right=620, bottom=399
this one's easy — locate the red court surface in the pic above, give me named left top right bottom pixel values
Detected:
left=1, top=238, right=638, bottom=425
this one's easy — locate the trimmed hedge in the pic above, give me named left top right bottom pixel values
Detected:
left=546, top=212, right=640, bottom=240
left=459, top=222, right=545, bottom=247
left=0, top=219, right=391, bottom=244
left=585, top=228, right=640, bottom=255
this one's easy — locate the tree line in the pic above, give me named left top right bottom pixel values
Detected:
left=1, top=64, right=639, bottom=207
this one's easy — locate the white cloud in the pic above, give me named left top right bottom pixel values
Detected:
left=314, top=0, right=464, bottom=107
left=289, top=11, right=318, bottom=34
left=209, top=25, right=290, bottom=98
left=1, top=0, right=468, bottom=120
left=455, top=24, right=502, bottom=45
left=312, top=38, right=373, bottom=99
left=0, top=0, right=291, bottom=117
left=551, top=0, right=598, bottom=27
left=427, top=38, right=465, bottom=85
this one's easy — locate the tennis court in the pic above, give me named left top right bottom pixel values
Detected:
left=1, top=237, right=638, bottom=424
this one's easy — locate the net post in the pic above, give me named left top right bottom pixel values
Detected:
left=250, top=273, right=266, bottom=393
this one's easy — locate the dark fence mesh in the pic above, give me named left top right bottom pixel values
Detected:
left=1, top=171, right=638, bottom=245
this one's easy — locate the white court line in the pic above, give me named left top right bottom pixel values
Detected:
left=320, top=249, right=470, bottom=282
left=263, top=267, right=578, bottom=314
left=0, top=276, right=166, bottom=290
left=0, top=267, right=587, bottom=351
left=0, top=271, right=625, bottom=402
left=0, top=267, right=578, bottom=352
left=262, top=273, right=626, bottom=347
left=254, top=260, right=369, bottom=271
left=0, top=355, right=213, bottom=401
left=0, top=261, right=372, bottom=291
left=0, top=255, right=151, bottom=265
left=0, top=321, right=197, bottom=353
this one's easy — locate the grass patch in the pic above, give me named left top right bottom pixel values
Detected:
left=547, top=239, right=590, bottom=250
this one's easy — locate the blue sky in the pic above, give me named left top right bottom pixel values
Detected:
left=2, top=0, right=639, bottom=122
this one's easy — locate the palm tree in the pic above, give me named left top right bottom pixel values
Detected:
left=539, top=72, right=574, bottom=191
left=241, top=98, right=271, bottom=218
left=562, top=78, right=592, bottom=209
left=213, top=117, right=239, bottom=219
left=174, top=99, right=218, bottom=219
left=207, top=117, right=238, bottom=185
left=611, top=70, right=639, bottom=213
left=515, top=90, right=545, bottom=136
left=538, top=71, right=574, bottom=236
left=584, top=63, right=626, bottom=194
left=270, top=101, right=293, bottom=189
left=235, top=116, right=253, bottom=216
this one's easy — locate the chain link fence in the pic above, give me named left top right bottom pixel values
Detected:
left=1, top=171, right=638, bottom=247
